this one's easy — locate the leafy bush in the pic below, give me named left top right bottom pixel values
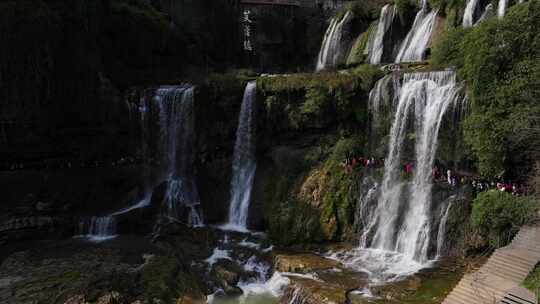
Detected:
left=329, top=137, right=365, bottom=164
left=431, top=27, right=468, bottom=69
left=472, top=191, right=537, bottom=247
left=431, top=1, right=540, bottom=177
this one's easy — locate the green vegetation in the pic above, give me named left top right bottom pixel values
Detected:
left=471, top=191, right=537, bottom=248
left=432, top=1, right=540, bottom=177
left=523, top=264, right=540, bottom=301
left=347, top=24, right=374, bottom=66
left=264, top=136, right=367, bottom=245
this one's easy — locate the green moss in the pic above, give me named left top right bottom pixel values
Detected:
left=140, top=255, right=201, bottom=302
left=346, top=25, right=373, bottom=66
left=371, top=264, right=465, bottom=304
left=258, top=73, right=360, bottom=93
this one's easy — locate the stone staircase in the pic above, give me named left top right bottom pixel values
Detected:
left=442, top=225, right=540, bottom=304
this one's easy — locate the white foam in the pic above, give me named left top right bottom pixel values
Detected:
left=352, top=287, right=376, bottom=298
left=73, top=234, right=117, bottom=243
left=327, top=248, right=428, bottom=283
left=111, top=196, right=151, bottom=216
left=281, top=272, right=322, bottom=282
left=238, top=239, right=260, bottom=249
left=218, top=223, right=251, bottom=233
left=239, top=272, right=291, bottom=298
left=205, top=248, right=232, bottom=267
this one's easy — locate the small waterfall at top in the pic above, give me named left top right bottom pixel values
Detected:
left=77, top=216, right=117, bottom=242
left=463, top=0, right=480, bottom=27
left=365, top=71, right=463, bottom=262
left=316, top=11, right=353, bottom=71
left=224, top=81, right=257, bottom=231
left=498, top=0, right=508, bottom=18
left=154, top=86, right=203, bottom=227
left=395, top=0, right=438, bottom=63
left=366, top=4, right=396, bottom=64
left=476, top=3, right=495, bottom=24
left=367, top=72, right=400, bottom=152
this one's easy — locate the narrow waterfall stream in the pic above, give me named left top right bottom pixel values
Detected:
left=498, top=0, right=508, bottom=17
left=463, top=0, right=481, bottom=27
left=477, top=3, right=495, bottom=24
left=366, top=4, right=396, bottom=64
left=154, top=86, right=203, bottom=227
left=330, top=70, right=464, bottom=283
left=395, top=0, right=438, bottom=63
left=316, top=11, right=353, bottom=71
left=76, top=216, right=117, bottom=242
left=224, top=81, right=258, bottom=232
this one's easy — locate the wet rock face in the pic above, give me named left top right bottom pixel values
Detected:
left=0, top=167, right=148, bottom=245
left=210, top=259, right=243, bottom=296
left=0, top=224, right=215, bottom=304
left=274, top=252, right=340, bottom=273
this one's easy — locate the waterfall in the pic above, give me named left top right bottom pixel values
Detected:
left=395, top=0, right=438, bottom=63
left=367, top=72, right=401, bottom=154
left=366, top=4, right=396, bottom=64
left=288, top=287, right=306, bottom=304
left=154, top=86, right=203, bottom=227
left=225, top=81, right=257, bottom=231
left=368, top=73, right=401, bottom=127
left=463, top=0, right=480, bottom=27
left=476, top=3, right=495, bottom=24
left=498, top=0, right=508, bottom=18
left=77, top=216, right=117, bottom=242
left=364, top=71, right=462, bottom=263
left=316, top=11, right=353, bottom=71
left=436, top=199, right=455, bottom=257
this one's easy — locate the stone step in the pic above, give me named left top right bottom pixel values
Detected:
left=487, top=259, right=532, bottom=275
left=492, top=251, right=537, bottom=267
left=459, top=280, right=507, bottom=297
left=482, top=266, right=527, bottom=283
left=451, top=285, right=501, bottom=304
left=484, top=258, right=533, bottom=276
left=443, top=225, right=540, bottom=304
left=487, top=256, right=533, bottom=271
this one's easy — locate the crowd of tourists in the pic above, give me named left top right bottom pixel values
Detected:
left=342, top=156, right=529, bottom=196
left=341, top=154, right=384, bottom=173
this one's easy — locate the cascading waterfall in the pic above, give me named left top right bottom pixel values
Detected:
left=463, top=0, right=480, bottom=27
left=154, top=86, right=203, bottom=227
left=316, top=11, right=353, bottom=71
left=77, top=216, right=117, bottom=242
left=365, top=71, right=463, bottom=263
left=366, top=4, right=396, bottom=64
left=225, top=81, right=257, bottom=231
left=368, top=73, right=400, bottom=124
left=498, top=0, right=508, bottom=18
left=395, top=0, right=438, bottom=63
